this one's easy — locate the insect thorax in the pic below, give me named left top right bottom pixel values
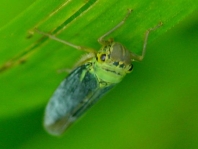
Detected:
left=92, top=41, right=133, bottom=84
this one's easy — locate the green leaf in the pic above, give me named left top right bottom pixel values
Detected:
left=0, top=0, right=198, bottom=148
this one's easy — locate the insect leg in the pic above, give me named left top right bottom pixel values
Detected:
left=130, top=22, right=163, bottom=61
left=98, top=9, right=132, bottom=44
left=35, top=29, right=96, bottom=53
left=58, top=53, right=95, bottom=73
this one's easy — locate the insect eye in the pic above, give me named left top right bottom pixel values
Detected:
left=100, top=54, right=106, bottom=61
left=113, top=61, right=119, bottom=66
left=128, top=64, right=133, bottom=72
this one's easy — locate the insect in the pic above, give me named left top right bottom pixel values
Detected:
left=36, top=9, right=162, bottom=136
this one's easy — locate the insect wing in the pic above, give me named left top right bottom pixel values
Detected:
left=44, top=64, right=114, bottom=135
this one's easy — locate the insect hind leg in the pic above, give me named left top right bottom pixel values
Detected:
left=58, top=53, right=95, bottom=73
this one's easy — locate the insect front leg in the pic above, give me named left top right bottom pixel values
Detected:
left=34, top=29, right=96, bottom=53
left=130, top=22, right=163, bottom=61
left=98, top=9, right=132, bottom=45
left=34, top=29, right=97, bottom=73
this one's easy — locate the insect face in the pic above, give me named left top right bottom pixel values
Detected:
left=94, top=42, right=133, bottom=83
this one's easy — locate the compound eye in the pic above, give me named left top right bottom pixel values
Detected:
left=100, top=54, right=106, bottom=61
left=113, top=61, right=119, bottom=66
left=128, top=64, right=133, bottom=72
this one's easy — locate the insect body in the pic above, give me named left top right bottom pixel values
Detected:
left=36, top=10, right=162, bottom=136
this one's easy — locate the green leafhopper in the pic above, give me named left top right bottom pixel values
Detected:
left=36, top=9, right=162, bottom=136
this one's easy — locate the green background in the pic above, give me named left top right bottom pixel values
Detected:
left=0, top=0, right=198, bottom=148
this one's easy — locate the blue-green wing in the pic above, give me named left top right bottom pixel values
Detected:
left=44, top=63, right=115, bottom=136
